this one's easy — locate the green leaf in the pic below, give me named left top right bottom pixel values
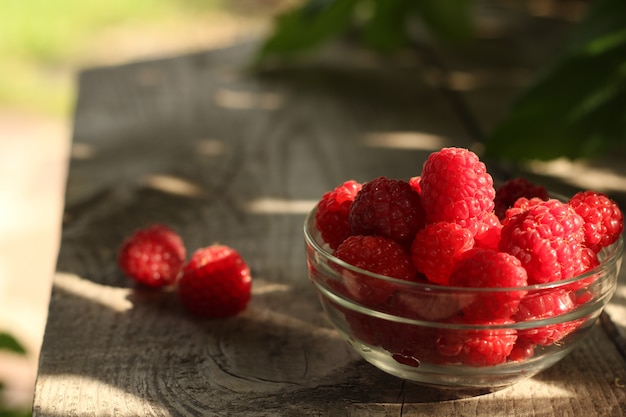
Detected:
left=362, top=0, right=412, bottom=52
left=566, top=0, right=626, bottom=56
left=414, top=0, right=473, bottom=43
left=484, top=0, right=626, bottom=161
left=0, top=332, right=27, bottom=355
left=256, top=0, right=359, bottom=60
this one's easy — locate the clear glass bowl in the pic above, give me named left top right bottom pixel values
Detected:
left=303, top=207, right=623, bottom=389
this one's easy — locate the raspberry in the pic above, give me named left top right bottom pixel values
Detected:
left=178, top=245, right=252, bottom=317
left=391, top=286, right=461, bottom=322
left=508, top=341, right=535, bottom=362
left=315, top=180, right=362, bottom=249
left=436, top=319, right=517, bottom=366
left=513, top=289, right=581, bottom=346
left=409, top=176, right=422, bottom=194
left=410, top=221, right=474, bottom=285
left=568, top=191, right=624, bottom=253
left=449, top=248, right=528, bottom=320
left=499, top=199, right=585, bottom=284
left=349, top=177, right=426, bottom=245
left=494, top=178, right=549, bottom=220
left=341, top=310, right=441, bottom=366
left=473, top=212, right=502, bottom=251
left=118, top=224, right=186, bottom=287
left=419, top=147, right=495, bottom=233
left=502, top=197, right=546, bottom=224
left=334, top=235, right=416, bottom=306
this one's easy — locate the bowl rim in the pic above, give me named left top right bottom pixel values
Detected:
left=304, top=205, right=624, bottom=293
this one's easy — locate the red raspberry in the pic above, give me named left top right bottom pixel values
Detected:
left=410, top=221, right=474, bottom=285
left=341, top=310, right=441, bottom=366
left=118, top=224, right=186, bottom=287
left=513, top=289, right=582, bottom=346
left=390, top=286, right=461, bottom=322
left=349, top=177, right=426, bottom=245
left=419, top=147, right=495, bottom=233
left=508, top=341, right=535, bottom=362
left=315, top=180, right=362, bottom=249
left=494, top=178, right=549, bottom=220
left=436, top=319, right=517, bottom=367
left=502, top=197, right=546, bottom=224
left=409, top=176, right=422, bottom=194
left=449, top=248, right=528, bottom=320
left=568, top=191, right=624, bottom=253
left=178, top=245, right=252, bottom=317
left=334, top=235, right=417, bottom=306
left=499, top=199, right=585, bottom=284
left=473, top=212, right=502, bottom=251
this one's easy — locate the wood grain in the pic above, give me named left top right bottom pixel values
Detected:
left=33, top=16, right=626, bottom=417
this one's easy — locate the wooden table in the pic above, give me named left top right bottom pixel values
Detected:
left=33, top=17, right=626, bottom=417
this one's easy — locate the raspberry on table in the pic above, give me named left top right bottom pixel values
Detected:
left=494, top=178, right=549, bottom=220
left=349, top=177, right=426, bottom=246
left=410, top=221, right=474, bottom=285
left=118, top=224, right=186, bottom=288
left=334, top=235, right=417, bottom=306
left=178, top=245, right=252, bottom=318
left=568, top=190, right=624, bottom=253
left=449, top=248, right=528, bottom=320
left=419, top=147, right=495, bottom=233
left=513, top=288, right=582, bottom=346
left=499, top=199, right=586, bottom=284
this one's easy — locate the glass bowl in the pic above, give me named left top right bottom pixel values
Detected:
left=303, top=207, right=623, bottom=389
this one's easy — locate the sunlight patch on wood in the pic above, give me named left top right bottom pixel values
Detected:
left=244, top=198, right=317, bottom=214
left=195, top=139, right=225, bottom=156
left=214, top=88, right=283, bottom=110
left=526, top=158, right=626, bottom=193
left=251, top=280, right=291, bottom=295
left=54, top=273, right=132, bottom=313
left=71, top=142, right=97, bottom=160
left=141, top=174, right=206, bottom=197
left=34, top=373, right=168, bottom=416
left=362, top=131, right=448, bottom=151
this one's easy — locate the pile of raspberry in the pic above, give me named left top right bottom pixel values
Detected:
left=315, top=147, right=623, bottom=367
left=118, top=224, right=252, bottom=318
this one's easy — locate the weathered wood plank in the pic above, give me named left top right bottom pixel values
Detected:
left=34, top=21, right=626, bottom=417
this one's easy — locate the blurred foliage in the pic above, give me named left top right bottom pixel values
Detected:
left=0, top=0, right=225, bottom=115
left=0, top=333, right=26, bottom=355
left=257, top=0, right=472, bottom=59
left=0, top=332, right=30, bottom=417
left=484, top=0, right=626, bottom=161
left=258, top=0, right=626, bottom=162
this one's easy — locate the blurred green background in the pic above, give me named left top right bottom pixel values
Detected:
left=0, top=0, right=285, bottom=117
left=3, top=0, right=623, bottom=161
